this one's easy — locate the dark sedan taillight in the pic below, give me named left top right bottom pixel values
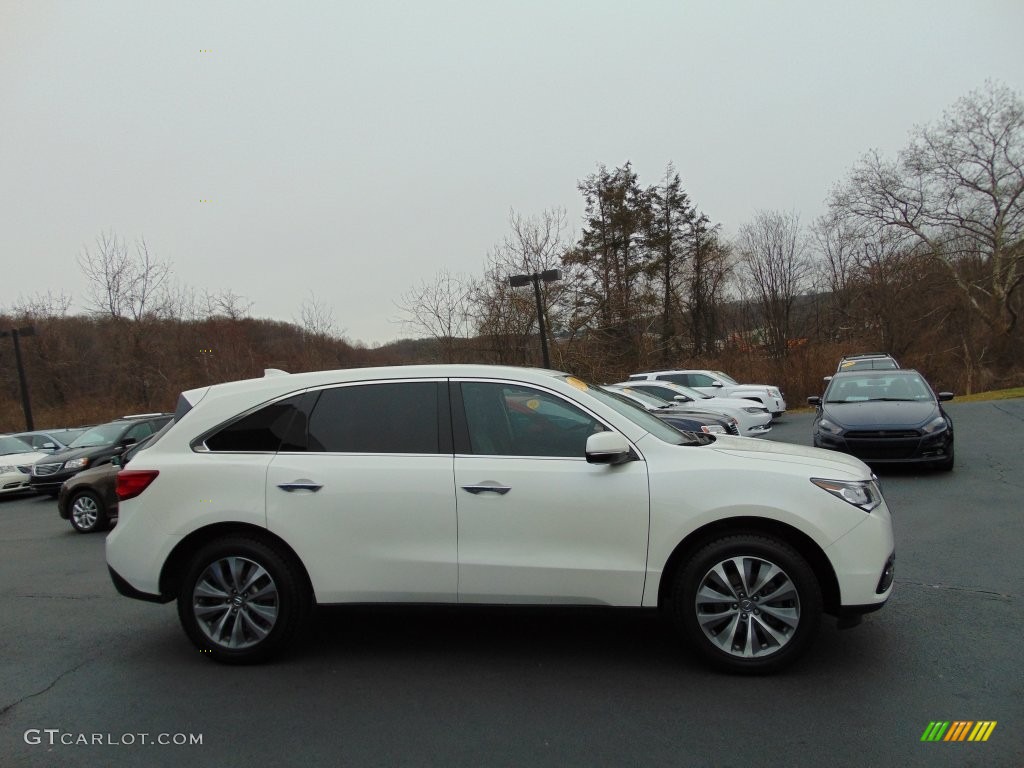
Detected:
left=116, top=470, right=159, bottom=501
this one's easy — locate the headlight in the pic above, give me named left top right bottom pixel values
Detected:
left=700, top=424, right=726, bottom=433
left=811, top=478, right=882, bottom=512
left=64, top=457, right=90, bottom=470
left=921, top=415, right=948, bottom=434
left=817, top=418, right=843, bottom=435
left=743, top=406, right=768, bottom=414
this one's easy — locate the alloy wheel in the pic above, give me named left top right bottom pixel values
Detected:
left=192, top=556, right=280, bottom=649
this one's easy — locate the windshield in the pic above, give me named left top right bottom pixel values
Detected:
left=825, top=374, right=935, bottom=403
left=713, top=371, right=738, bottom=385
left=584, top=382, right=700, bottom=445
left=613, top=387, right=673, bottom=409
left=69, top=423, right=125, bottom=448
left=0, top=435, right=35, bottom=455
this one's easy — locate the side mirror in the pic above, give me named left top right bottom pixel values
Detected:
left=711, top=381, right=724, bottom=388
left=110, top=455, right=122, bottom=468
left=673, top=395, right=692, bottom=403
left=585, top=431, right=633, bottom=465
left=807, top=396, right=822, bottom=406
left=823, top=375, right=833, bottom=383
left=938, top=392, right=954, bottom=402
left=122, top=437, right=137, bottom=447
left=41, top=441, right=57, bottom=451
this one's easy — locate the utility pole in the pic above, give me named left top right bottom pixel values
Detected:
left=1, top=326, right=36, bottom=430
left=508, top=270, right=561, bottom=368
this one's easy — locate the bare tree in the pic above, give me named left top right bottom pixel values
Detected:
left=471, top=208, right=576, bottom=365
left=77, top=231, right=171, bottom=320
left=830, top=81, right=1024, bottom=342
left=736, top=210, right=813, bottom=359
left=10, top=290, right=73, bottom=319
left=396, top=270, right=472, bottom=362
left=296, top=292, right=338, bottom=339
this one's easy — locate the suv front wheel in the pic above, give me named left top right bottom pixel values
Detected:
left=177, top=537, right=309, bottom=663
left=669, top=534, right=822, bottom=674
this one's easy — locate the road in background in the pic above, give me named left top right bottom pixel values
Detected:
left=1, top=400, right=1021, bottom=767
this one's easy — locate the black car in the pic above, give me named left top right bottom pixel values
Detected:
left=57, top=434, right=158, bottom=533
left=30, top=414, right=173, bottom=496
left=808, top=370, right=954, bottom=470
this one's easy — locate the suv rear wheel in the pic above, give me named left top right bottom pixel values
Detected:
left=669, top=534, right=822, bottom=674
left=177, top=537, right=309, bottom=663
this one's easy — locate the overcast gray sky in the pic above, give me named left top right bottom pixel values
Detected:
left=2, top=1, right=1022, bottom=345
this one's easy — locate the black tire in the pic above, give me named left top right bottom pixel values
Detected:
left=936, top=446, right=954, bottom=472
left=68, top=490, right=108, bottom=534
left=177, top=537, right=309, bottom=664
left=668, top=534, right=822, bottom=674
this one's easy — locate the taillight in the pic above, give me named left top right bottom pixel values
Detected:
left=116, top=470, right=160, bottom=501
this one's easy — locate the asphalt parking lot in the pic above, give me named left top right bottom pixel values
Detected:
left=1, top=400, right=1022, bottom=767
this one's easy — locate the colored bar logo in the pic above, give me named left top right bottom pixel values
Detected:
left=921, top=721, right=997, bottom=742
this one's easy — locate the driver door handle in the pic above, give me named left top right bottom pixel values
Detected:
left=277, top=479, right=323, bottom=493
left=461, top=483, right=511, bottom=495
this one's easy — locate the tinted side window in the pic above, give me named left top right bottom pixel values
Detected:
left=640, top=384, right=682, bottom=401
left=124, top=423, right=154, bottom=442
left=460, top=382, right=603, bottom=458
left=307, top=382, right=441, bottom=454
left=690, top=374, right=715, bottom=386
left=206, top=394, right=310, bottom=452
left=656, top=374, right=689, bottom=386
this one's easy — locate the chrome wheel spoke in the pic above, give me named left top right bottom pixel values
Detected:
left=194, top=579, right=229, bottom=600
left=759, top=603, right=800, bottom=628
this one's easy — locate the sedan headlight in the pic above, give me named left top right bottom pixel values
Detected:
left=742, top=406, right=768, bottom=414
left=921, top=415, right=948, bottom=434
left=811, top=478, right=882, bottom=512
left=64, top=457, right=90, bottom=471
left=816, top=418, right=843, bottom=435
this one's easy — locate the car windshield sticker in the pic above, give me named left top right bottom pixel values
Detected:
left=565, top=377, right=589, bottom=391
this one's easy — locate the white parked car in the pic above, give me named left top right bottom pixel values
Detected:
left=613, top=381, right=772, bottom=437
left=107, top=365, right=893, bottom=674
left=628, top=370, right=787, bottom=417
left=0, top=435, right=49, bottom=495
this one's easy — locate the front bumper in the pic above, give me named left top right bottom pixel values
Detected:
left=814, top=430, right=952, bottom=464
left=0, top=468, right=34, bottom=494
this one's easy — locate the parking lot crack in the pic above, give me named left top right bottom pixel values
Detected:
left=898, top=579, right=1015, bottom=602
left=991, top=402, right=1024, bottom=423
left=0, top=659, right=90, bottom=719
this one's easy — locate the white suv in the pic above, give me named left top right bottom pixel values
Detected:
left=629, top=370, right=787, bottom=417
left=107, top=365, right=893, bottom=674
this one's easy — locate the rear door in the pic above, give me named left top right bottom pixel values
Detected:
left=266, top=380, right=458, bottom=603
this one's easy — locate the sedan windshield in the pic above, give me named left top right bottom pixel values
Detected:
left=713, top=371, right=739, bottom=385
left=69, top=424, right=125, bottom=448
left=0, top=435, right=35, bottom=455
left=826, top=374, right=935, bottom=403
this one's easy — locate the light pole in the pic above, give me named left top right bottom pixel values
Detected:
left=508, top=269, right=561, bottom=368
left=1, top=325, right=37, bottom=430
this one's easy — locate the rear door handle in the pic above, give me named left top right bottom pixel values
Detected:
left=461, top=483, right=511, bottom=495
left=277, top=479, right=323, bottom=493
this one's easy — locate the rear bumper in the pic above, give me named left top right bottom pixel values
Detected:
left=108, top=565, right=169, bottom=603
